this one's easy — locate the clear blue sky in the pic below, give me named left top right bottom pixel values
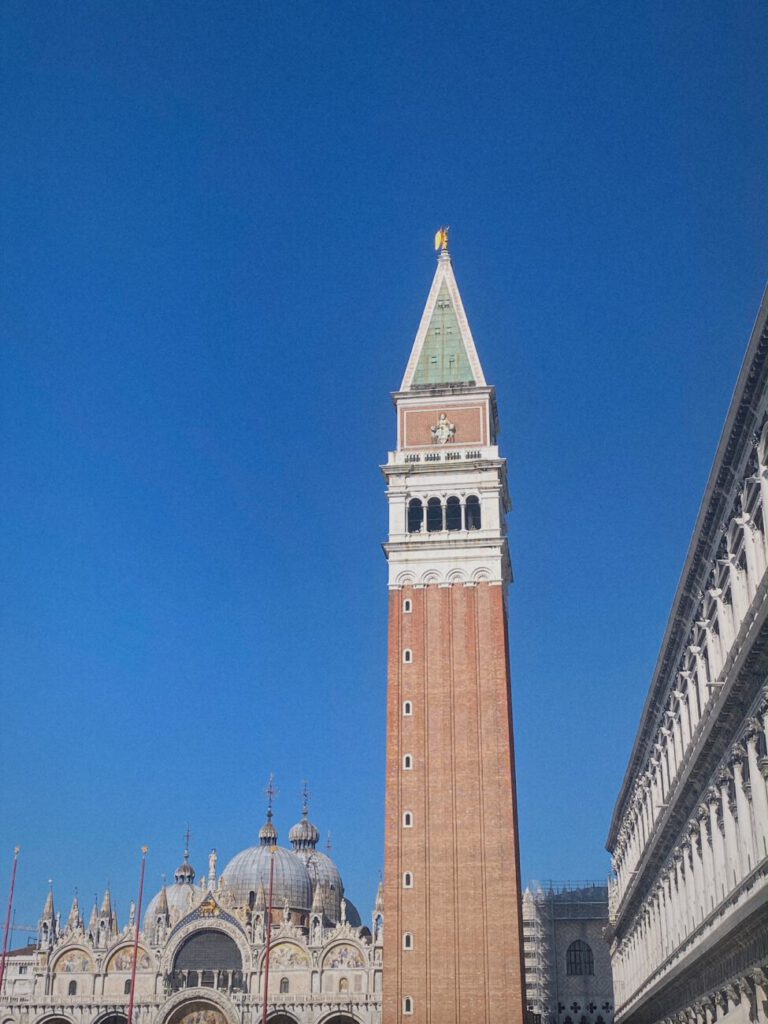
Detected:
left=1, top=0, right=766, bottom=936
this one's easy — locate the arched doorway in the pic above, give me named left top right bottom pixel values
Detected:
left=170, top=930, right=243, bottom=994
left=93, top=1015, right=128, bottom=1024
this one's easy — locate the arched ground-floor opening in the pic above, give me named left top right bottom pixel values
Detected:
left=165, top=999, right=231, bottom=1024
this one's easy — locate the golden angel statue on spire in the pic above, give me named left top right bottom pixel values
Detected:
left=434, top=226, right=449, bottom=251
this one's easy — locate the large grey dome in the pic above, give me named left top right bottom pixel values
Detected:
left=299, top=849, right=343, bottom=896
left=222, top=845, right=312, bottom=910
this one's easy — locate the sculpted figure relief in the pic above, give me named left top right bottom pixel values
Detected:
left=431, top=413, right=456, bottom=444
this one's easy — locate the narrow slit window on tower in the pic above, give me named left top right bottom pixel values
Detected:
left=403, top=700, right=413, bottom=716
left=403, top=754, right=413, bottom=770
left=403, top=649, right=412, bottom=664
left=403, top=811, right=413, bottom=827
left=403, top=598, right=412, bottom=613
left=403, top=871, right=413, bottom=888
left=407, top=498, right=423, bottom=534
left=404, top=997, right=414, bottom=1015
left=465, top=495, right=481, bottom=530
left=403, top=932, right=414, bottom=950
left=427, top=497, right=443, bottom=532
left=446, top=495, right=462, bottom=531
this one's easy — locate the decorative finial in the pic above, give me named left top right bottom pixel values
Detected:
left=301, top=780, right=310, bottom=818
left=183, top=824, right=192, bottom=860
left=434, top=226, right=450, bottom=252
left=325, top=830, right=333, bottom=853
left=265, top=773, right=278, bottom=821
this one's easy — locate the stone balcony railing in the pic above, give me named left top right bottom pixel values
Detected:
left=389, top=445, right=498, bottom=466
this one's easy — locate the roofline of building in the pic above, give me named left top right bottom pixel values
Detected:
left=606, top=285, right=768, bottom=849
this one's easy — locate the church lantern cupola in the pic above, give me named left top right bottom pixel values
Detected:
left=289, top=783, right=320, bottom=851
left=174, top=840, right=196, bottom=885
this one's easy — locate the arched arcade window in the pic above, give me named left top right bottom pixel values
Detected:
left=465, top=495, right=481, bottom=530
left=446, top=496, right=462, bottom=531
left=426, top=497, right=443, bottom=532
left=68, top=981, right=77, bottom=996
left=407, top=499, right=423, bottom=534
left=566, top=939, right=594, bottom=976
left=279, top=977, right=289, bottom=993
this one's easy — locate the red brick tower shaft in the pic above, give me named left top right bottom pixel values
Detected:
left=382, top=243, right=526, bottom=1024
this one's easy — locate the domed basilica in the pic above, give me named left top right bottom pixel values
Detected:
left=3, top=798, right=383, bottom=1024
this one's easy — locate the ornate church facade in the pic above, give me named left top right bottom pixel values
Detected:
left=1, top=804, right=384, bottom=1024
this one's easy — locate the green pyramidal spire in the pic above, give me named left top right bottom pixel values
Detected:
left=400, top=244, right=486, bottom=391
left=412, top=280, right=475, bottom=386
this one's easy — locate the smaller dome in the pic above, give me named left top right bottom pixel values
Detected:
left=143, top=882, right=195, bottom=941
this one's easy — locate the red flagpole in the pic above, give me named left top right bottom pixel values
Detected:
left=127, top=846, right=148, bottom=1024
left=0, top=848, right=19, bottom=996
left=261, top=848, right=275, bottom=1024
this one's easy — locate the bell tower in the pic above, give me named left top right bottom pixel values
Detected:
left=382, top=238, right=526, bottom=1024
